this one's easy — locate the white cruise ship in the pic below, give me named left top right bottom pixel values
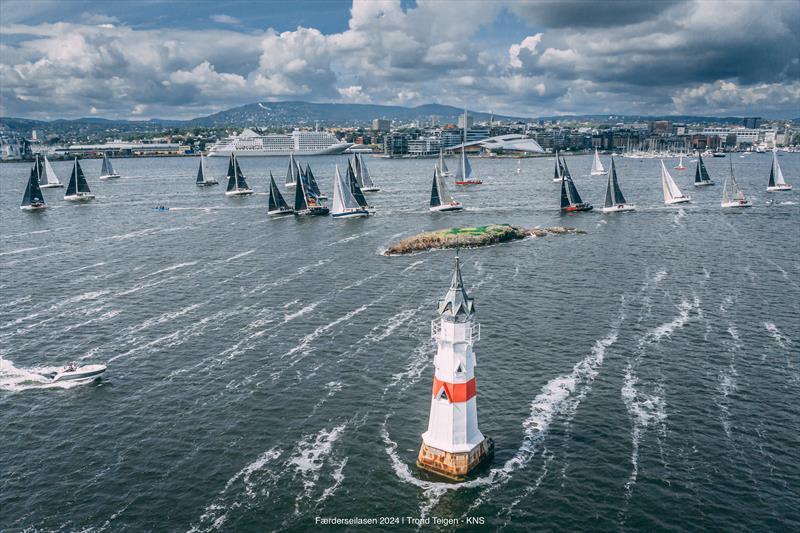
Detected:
left=207, top=128, right=351, bottom=157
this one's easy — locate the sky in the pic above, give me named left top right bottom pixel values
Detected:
left=1, top=0, right=798, bottom=120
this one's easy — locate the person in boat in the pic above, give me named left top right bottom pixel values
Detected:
left=67, top=362, right=78, bottom=372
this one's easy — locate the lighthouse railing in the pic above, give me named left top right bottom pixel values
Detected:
left=431, top=319, right=480, bottom=344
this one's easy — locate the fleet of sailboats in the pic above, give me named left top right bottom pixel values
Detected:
left=224, top=154, right=254, bottom=196
left=766, top=150, right=792, bottom=192
left=430, top=165, right=463, bottom=212
left=559, top=157, right=593, bottom=212
left=601, top=157, right=635, bottom=213
left=331, top=165, right=370, bottom=219
left=64, top=158, right=95, bottom=202
left=39, top=155, right=63, bottom=188
left=267, top=172, right=293, bottom=216
left=721, top=160, right=752, bottom=208
left=195, top=154, right=218, bottom=186
left=660, top=160, right=691, bottom=205
left=590, top=148, right=607, bottom=176
left=693, top=155, right=714, bottom=186
left=20, top=165, right=46, bottom=210
left=98, top=153, right=120, bottom=180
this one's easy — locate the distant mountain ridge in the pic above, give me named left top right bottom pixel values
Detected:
left=0, top=101, right=784, bottom=137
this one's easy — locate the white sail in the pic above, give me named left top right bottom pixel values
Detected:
left=439, top=149, right=449, bottom=174
left=331, top=165, right=361, bottom=215
left=774, top=153, right=787, bottom=186
left=42, top=156, right=61, bottom=186
left=358, top=154, right=375, bottom=188
left=591, top=149, right=606, bottom=175
left=437, top=166, right=455, bottom=204
left=660, top=160, right=685, bottom=202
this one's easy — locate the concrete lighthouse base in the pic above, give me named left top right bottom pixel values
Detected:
left=416, top=438, right=494, bottom=481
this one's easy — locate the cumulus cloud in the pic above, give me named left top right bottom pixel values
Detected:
left=0, top=0, right=797, bottom=119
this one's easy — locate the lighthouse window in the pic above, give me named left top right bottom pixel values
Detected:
left=455, top=362, right=465, bottom=374
left=436, top=386, right=448, bottom=401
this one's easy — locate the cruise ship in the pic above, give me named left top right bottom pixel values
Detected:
left=207, top=128, right=351, bottom=157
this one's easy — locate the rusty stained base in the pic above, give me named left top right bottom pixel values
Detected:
left=416, top=437, right=494, bottom=481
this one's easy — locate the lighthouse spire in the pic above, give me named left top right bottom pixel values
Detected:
left=437, top=251, right=474, bottom=321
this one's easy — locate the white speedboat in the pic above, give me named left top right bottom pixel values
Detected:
left=50, top=362, right=106, bottom=383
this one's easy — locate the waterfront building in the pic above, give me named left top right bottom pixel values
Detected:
left=407, top=137, right=443, bottom=157
left=372, top=119, right=391, bottom=132
left=417, top=254, right=493, bottom=480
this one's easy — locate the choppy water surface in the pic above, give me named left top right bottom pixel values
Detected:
left=1, top=153, right=798, bottom=531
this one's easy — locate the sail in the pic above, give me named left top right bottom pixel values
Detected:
left=305, top=164, right=322, bottom=196
left=773, top=152, right=787, bottom=186
left=430, top=166, right=441, bottom=207
left=233, top=156, right=249, bottom=190
left=436, top=165, right=456, bottom=204
left=43, top=156, right=60, bottom=185
left=591, top=149, right=605, bottom=174
left=285, top=154, right=298, bottom=186
left=101, top=153, right=116, bottom=176
left=560, top=175, right=571, bottom=209
left=76, top=160, right=91, bottom=192
left=196, top=155, right=206, bottom=184
left=565, top=175, right=583, bottom=205
left=358, top=154, right=375, bottom=188
left=610, top=158, right=627, bottom=204
left=66, top=160, right=78, bottom=196
left=32, top=154, right=43, bottom=184
left=346, top=161, right=368, bottom=208
left=226, top=155, right=237, bottom=191
left=603, top=171, right=614, bottom=208
left=352, top=155, right=364, bottom=187
left=439, top=150, right=449, bottom=174
left=660, top=161, right=683, bottom=201
left=553, top=152, right=562, bottom=181
left=694, top=160, right=703, bottom=184
left=454, top=148, right=472, bottom=180
left=728, top=160, right=746, bottom=201
left=698, top=155, right=711, bottom=182
left=21, top=167, right=45, bottom=206
left=294, top=169, right=308, bottom=211
left=331, top=165, right=361, bottom=215
left=268, top=173, right=288, bottom=211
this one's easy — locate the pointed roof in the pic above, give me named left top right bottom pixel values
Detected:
left=437, top=251, right=475, bottom=321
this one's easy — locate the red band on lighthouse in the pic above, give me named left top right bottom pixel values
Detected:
left=432, top=377, right=476, bottom=403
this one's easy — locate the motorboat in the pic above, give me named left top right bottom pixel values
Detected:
left=49, top=362, right=106, bottom=383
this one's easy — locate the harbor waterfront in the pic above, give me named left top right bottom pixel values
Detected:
left=1, top=153, right=799, bottom=530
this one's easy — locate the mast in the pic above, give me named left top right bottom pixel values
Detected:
left=461, top=107, right=468, bottom=179
left=196, top=155, right=205, bottom=184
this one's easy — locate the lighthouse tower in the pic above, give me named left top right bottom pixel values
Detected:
left=417, top=253, right=493, bottom=480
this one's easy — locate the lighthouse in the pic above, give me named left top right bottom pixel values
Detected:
left=417, top=253, right=493, bottom=480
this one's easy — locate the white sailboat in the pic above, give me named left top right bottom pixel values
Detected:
left=674, top=155, right=686, bottom=170
left=354, top=153, right=380, bottom=192
left=331, top=165, right=369, bottom=219
left=224, top=154, right=254, bottom=196
left=39, top=155, right=63, bottom=188
left=285, top=153, right=299, bottom=188
left=767, top=150, right=792, bottom=192
left=64, top=158, right=95, bottom=202
left=454, top=108, right=481, bottom=184
left=590, top=148, right=607, bottom=176
left=601, top=157, right=635, bottom=213
left=439, top=149, right=451, bottom=177
left=195, top=154, right=218, bottom=186
left=660, top=160, right=690, bottom=205
left=430, top=165, right=463, bottom=212
left=721, top=159, right=752, bottom=208
left=99, top=153, right=120, bottom=180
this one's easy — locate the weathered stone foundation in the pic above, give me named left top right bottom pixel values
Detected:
left=416, top=438, right=494, bottom=481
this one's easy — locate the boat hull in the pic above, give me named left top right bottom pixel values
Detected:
left=39, top=183, right=64, bottom=188
left=295, top=207, right=330, bottom=216
left=64, top=194, right=95, bottom=202
left=225, top=189, right=254, bottom=196
left=665, top=197, right=691, bottom=205
left=766, top=185, right=792, bottom=192
left=208, top=143, right=351, bottom=157
left=51, top=364, right=106, bottom=383
left=20, top=203, right=46, bottom=211
left=455, top=180, right=482, bottom=185
left=361, top=187, right=381, bottom=192
left=268, top=208, right=294, bottom=216
left=601, top=204, right=635, bottom=213
left=196, top=181, right=219, bottom=187
left=99, top=174, right=120, bottom=180
left=562, top=204, right=593, bottom=212
left=590, top=171, right=608, bottom=176
left=694, top=181, right=714, bottom=187
left=722, top=200, right=752, bottom=208
left=332, top=209, right=370, bottom=219
left=430, top=203, right=463, bottom=212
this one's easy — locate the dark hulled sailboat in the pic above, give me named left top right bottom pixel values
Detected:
left=64, top=158, right=95, bottom=202
left=20, top=166, right=46, bottom=210
left=559, top=158, right=592, bottom=212
left=268, top=172, right=293, bottom=216
left=693, top=155, right=714, bottom=186
left=225, top=154, right=254, bottom=196
left=294, top=164, right=328, bottom=216
left=601, top=157, right=635, bottom=213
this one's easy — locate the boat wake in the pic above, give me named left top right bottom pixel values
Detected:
left=0, top=358, right=100, bottom=391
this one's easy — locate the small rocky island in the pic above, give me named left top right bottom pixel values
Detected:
left=384, top=224, right=584, bottom=255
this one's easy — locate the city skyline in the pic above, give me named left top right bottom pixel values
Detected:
left=1, top=0, right=798, bottom=120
